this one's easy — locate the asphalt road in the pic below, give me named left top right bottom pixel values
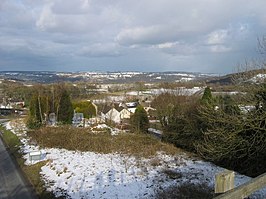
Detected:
left=0, top=130, right=37, bottom=199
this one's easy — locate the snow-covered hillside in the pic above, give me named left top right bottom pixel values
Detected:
left=249, top=73, right=266, bottom=83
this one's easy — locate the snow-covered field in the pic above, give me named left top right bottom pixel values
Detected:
left=4, top=119, right=266, bottom=199
left=127, top=87, right=203, bottom=96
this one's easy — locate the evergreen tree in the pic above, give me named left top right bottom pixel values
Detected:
left=201, top=87, right=213, bottom=104
left=131, top=105, right=149, bottom=133
left=27, top=94, right=42, bottom=129
left=57, top=89, right=74, bottom=124
left=26, top=90, right=50, bottom=129
left=220, top=95, right=241, bottom=115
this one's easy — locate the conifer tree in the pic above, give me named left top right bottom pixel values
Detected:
left=57, top=89, right=73, bottom=124
left=201, top=87, right=213, bottom=104
left=130, top=105, right=149, bottom=133
left=27, top=94, right=42, bottom=129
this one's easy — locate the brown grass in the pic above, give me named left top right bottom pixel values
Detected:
left=27, top=126, right=180, bottom=157
left=23, top=161, right=65, bottom=199
left=155, top=182, right=215, bottom=199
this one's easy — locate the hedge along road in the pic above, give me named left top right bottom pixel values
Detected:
left=0, top=119, right=37, bottom=199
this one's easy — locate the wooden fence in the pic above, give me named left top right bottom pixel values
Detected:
left=214, top=172, right=266, bottom=199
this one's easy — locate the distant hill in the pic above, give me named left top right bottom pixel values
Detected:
left=0, top=71, right=217, bottom=84
left=1, top=69, right=265, bottom=85
left=206, top=69, right=266, bottom=85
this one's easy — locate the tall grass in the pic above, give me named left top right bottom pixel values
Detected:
left=0, top=125, right=21, bottom=155
left=28, top=126, right=180, bottom=157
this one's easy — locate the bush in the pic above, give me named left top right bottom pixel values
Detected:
left=72, top=100, right=96, bottom=119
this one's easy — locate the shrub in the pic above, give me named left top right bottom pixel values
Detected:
left=27, top=126, right=180, bottom=157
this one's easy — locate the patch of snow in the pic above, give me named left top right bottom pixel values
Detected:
left=0, top=104, right=13, bottom=109
left=23, top=84, right=33, bottom=87
left=213, top=91, right=245, bottom=95
left=94, top=124, right=109, bottom=129
left=149, top=87, right=202, bottom=96
left=38, top=150, right=266, bottom=199
left=239, top=105, right=256, bottom=113
left=91, top=124, right=121, bottom=135
left=126, top=91, right=139, bottom=96
left=176, top=77, right=194, bottom=82
left=249, top=73, right=266, bottom=83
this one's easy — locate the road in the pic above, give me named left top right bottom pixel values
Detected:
left=0, top=122, right=37, bottom=199
left=0, top=119, right=10, bottom=124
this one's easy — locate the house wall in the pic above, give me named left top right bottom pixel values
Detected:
left=105, top=108, right=121, bottom=123
left=120, top=109, right=131, bottom=119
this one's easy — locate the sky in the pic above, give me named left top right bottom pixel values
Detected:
left=0, top=0, right=266, bottom=74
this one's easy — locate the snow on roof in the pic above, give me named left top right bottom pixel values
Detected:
left=125, top=102, right=138, bottom=108
left=148, top=128, right=162, bottom=135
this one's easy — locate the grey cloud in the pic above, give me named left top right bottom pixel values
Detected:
left=78, top=43, right=122, bottom=57
left=1, top=0, right=266, bottom=73
left=0, top=1, right=35, bottom=29
left=51, top=0, right=90, bottom=15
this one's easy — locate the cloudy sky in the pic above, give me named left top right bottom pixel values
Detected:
left=0, top=0, right=265, bottom=73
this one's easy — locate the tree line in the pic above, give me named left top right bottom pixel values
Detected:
left=27, top=84, right=74, bottom=128
left=152, top=83, right=266, bottom=177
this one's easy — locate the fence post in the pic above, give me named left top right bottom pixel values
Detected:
left=215, top=170, right=235, bottom=194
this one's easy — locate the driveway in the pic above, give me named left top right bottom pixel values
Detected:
left=0, top=133, right=37, bottom=199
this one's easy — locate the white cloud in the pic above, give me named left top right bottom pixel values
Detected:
left=36, top=5, right=57, bottom=31
left=207, top=30, right=229, bottom=45
left=157, top=42, right=178, bottom=49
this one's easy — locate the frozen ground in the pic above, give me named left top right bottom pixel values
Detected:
left=3, top=119, right=266, bottom=199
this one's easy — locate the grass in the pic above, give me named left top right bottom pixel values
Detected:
left=0, top=125, right=21, bottom=154
left=0, top=125, right=61, bottom=199
left=28, top=126, right=180, bottom=157
left=155, top=182, right=215, bottom=199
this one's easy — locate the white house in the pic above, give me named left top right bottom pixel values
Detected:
left=103, top=107, right=121, bottom=123
left=128, top=108, right=136, bottom=114
left=100, top=104, right=134, bottom=124
left=120, top=108, right=131, bottom=119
